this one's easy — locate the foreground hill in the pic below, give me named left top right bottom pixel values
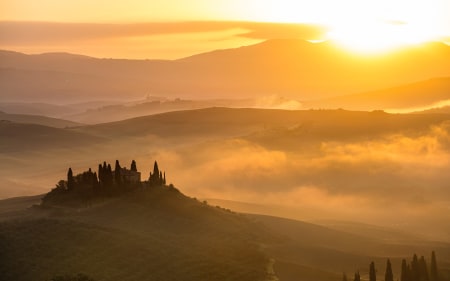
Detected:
left=0, top=185, right=449, bottom=281
left=0, top=186, right=270, bottom=281
left=1, top=40, right=450, bottom=102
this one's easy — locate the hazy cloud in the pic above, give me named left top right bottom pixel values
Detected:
left=150, top=122, right=450, bottom=213
left=2, top=113, right=449, bottom=239
left=0, top=21, right=326, bottom=45
left=0, top=21, right=326, bottom=59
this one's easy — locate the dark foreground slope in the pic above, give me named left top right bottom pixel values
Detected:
left=0, top=186, right=269, bottom=281
left=1, top=186, right=449, bottom=281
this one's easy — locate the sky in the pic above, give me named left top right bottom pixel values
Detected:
left=1, top=0, right=450, bottom=58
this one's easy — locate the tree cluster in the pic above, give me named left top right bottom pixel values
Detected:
left=343, top=251, right=440, bottom=281
left=400, top=252, right=439, bottom=281
left=42, top=160, right=168, bottom=206
left=149, top=161, right=166, bottom=186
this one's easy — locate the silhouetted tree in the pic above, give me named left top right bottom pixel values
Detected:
left=401, top=259, right=410, bottom=281
left=114, top=160, right=122, bottom=185
left=385, top=259, right=394, bottom=281
left=419, top=256, right=429, bottom=281
left=98, top=164, right=103, bottom=185
left=149, top=161, right=162, bottom=186
left=131, top=160, right=137, bottom=172
left=370, top=261, right=376, bottom=281
left=354, top=271, right=361, bottom=281
left=67, top=168, right=75, bottom=191
left=106, top=164, right=113, bottom=186
left=412, top=254, right=420, bottom=281
left=163, top=172, right=166, bottom=185
left=430, top=251, right=439, bottom=281
left=153, top=161, right=159, bottom=178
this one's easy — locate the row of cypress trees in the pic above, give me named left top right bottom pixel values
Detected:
left=43, top=160, right=167, bottom=205
left=344, top=251, right=440, bottom=281
left=68, top=160, right=165, bottom=189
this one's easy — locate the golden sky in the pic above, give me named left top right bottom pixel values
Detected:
left=1, top=0, right=449, bottom=58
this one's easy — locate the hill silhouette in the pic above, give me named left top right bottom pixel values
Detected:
left=0, top=188, right=269, bottom=281
left=1, top=172, right=449, bottom=281
left=0, top=111, right=82, bottom=128
left=0, top=122, right=105, bottom=153
left=75, top=107, right=450, bottom=144
left=2, top=108, right=450, bottom=245
left=1, top=39, right=449, bottom=103
left=0, top=158, right=273, bottom=281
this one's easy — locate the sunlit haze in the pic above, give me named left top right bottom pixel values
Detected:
left=1, top=0, right=449, bottom=58
left=1, top=1, right=450, bottom=279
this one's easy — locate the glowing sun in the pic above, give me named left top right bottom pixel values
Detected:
left=327, top=19, right=436, bottom=53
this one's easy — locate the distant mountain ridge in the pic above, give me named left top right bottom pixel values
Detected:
left=1, top=39, right=449, bottom=103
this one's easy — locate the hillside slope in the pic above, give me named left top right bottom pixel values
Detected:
left=0, top=122, right=105, bottom=153
left=77, top=107, right=450, bottom=143
left=0, top=111, right=82, bottom=128
left=0, top=187, right=269, bottom=281
left=1, top=187, right=449, bottom=281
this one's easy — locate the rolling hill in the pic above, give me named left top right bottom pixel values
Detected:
left=2, top=107, right=450, bottom=196
left=1, top=39, right=449, bottom=103
left=1, top=108, right=450, bottom=247
left=75, top=107, right=450, bottom=143
left=0, top=187, right=269, bottom=281
left=0, top=111, right=82, bottom=128
left=0, top=121, right=105, bottom=153
left=0, top=184, right=448, bottom=281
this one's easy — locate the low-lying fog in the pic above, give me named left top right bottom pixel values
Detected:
left=1, top=113, right=449, bottom=241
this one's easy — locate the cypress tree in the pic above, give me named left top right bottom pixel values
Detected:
left=370, top=261, right=376, bottom=281
left=153, top=161, right=159, bottom=180
left=354, top=271, right=361, bottom=281
left=106, top=164, right=113, bottom=187
left=114, top=160, right=122, bottom=185
left=131, top=160, right=137, bottom=172
left=430, top=251, right=438, bottom=281
left=401, top=259, right=410, bottom=281
left=149, top=161, right=160, bottom=186
left=98, top=164, right=103, bottom=185
left=385, top=259, right=394, bottom=281
left=67, top=168, right=75, bottom=190
left=419, top=256, right=429, bottom=281
left=412, top=254, right=420, bottom=281
left=163, top=172, right=166, bottom=185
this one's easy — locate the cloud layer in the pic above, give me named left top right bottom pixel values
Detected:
left=0, top=21, right=327, bottom=59
left=145, top=122, right=450, bottom=238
